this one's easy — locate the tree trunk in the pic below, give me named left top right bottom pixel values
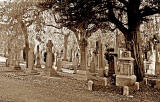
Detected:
left=126, top=25, right=144, bottom=81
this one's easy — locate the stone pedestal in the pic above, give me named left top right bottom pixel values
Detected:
left=143, top=78, right=148, bottom=85
left=123, top=86, right=129, bottom=96
left=135, top=82, right=140, bottom=90
left=88, top=80, right=93, bottom=91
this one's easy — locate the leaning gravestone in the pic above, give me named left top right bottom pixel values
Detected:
left=45, top=40, right=58, bottom=77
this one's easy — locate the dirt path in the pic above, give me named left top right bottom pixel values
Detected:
left=0, top=72, right=111, bottom=102
left=0, top=67, right=159, bottom=102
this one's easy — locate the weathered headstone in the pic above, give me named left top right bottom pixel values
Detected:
left=57, top=58, right=62, bottom=72
left=27, top=44, right=38, bottom=74
left=116, top=51, right=136, bottom=86
left=105, top=48, right=117, bottom=76
left=77, top=38, right=88, bottom=78
left=13, top=44, right=21, bottom=70
left=89, top=55, right=96, bottom=73
left=97, top=40, right=105, bottom=77
left=87, top=50, right=92, bottom=67
left=45, top=40, right=58, bottom=77
left=79, top=38, right=88, bottom=71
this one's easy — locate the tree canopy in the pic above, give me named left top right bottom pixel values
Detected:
left=38, top=0, right=160, bottom=81
left=38, top=0, right=160, bottom=37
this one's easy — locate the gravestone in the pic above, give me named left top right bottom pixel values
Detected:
left=105, top=48, right=117, bottom=76
left=116, top=51, right=136, bottom=86
left=79, top=38, right=88, bottom=70
left=97, top=40, right=105, bottom=77
left=87, top=50, right=92, bottom=67
left=77, top=38, right=88, bottom=78
left=27, top=44, right=38, bottom=74
left=36, top=45, right=41, bottom=68
left=14, top=45, right=21, bottom=70
left=57, top=58, right=62, bottom=72
left=89, top=55, right=96, bottom=73
left=45, top=40, right=58, bottom=77
left=64, top=33, right=70, bottom=61
left=147, top=50, right=156, bottom=75
left=73, top=55, right=79, bottom=74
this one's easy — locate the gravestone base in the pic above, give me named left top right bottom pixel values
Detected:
left=45, top=68, right=59, bottom=77
left=116, top=75, right=136, bottom=86
left=77, top=70, right=88, bottom=75
left=25, top=69, right=40, bottom=75
left=36, top=64, right=41, bottom=68
left=76, top=70, right=88, bottom=80
left=98, top=69, right=105, bottom=77
left=14, top=66, right=21, bottom=70
left=88, top=75, right=108, bottom=86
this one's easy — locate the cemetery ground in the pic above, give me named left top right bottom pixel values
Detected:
left=0, top=66, right=159, bottom=102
